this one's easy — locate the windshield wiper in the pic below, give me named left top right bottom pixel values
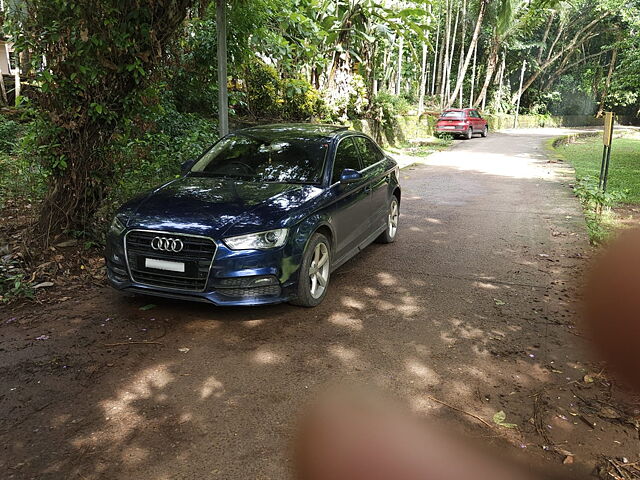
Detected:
left=189, top=172, right=252, bottom=180
left=263, top=179, right=316, bottom=185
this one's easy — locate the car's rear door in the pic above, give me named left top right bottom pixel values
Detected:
left=468, top=109, right=481, bottom=131
left=353, top=135, right=389, bottom=234
left=329, top=136, right=371, bottom=263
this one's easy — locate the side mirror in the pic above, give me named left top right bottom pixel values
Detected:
left=181, top=158, right=197, bottom=175
left=339, top=168, right=363, bottom=184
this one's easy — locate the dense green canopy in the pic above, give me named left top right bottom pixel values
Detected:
left=1, top=0, right=639, bottom=239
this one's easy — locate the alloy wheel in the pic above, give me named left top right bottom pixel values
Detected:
left=309, top=242, right=330, bottom=299
left=388, top=200, right=399, bottom=239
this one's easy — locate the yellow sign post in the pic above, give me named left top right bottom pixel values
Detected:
left=599, top=112, right=614, bottom=191
left=603, top=112, right=614, bottom=146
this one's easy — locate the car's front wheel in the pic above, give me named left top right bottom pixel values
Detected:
left=290, top=233, right=331, bottom=307
left=377, top=197, right=399, bottom=244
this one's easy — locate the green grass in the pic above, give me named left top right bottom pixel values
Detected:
left=558, top=136, right=640, bottom=204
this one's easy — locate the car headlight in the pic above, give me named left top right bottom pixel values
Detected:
left=109, top=214, right=127, bottom=235
left=224, top=228, right=288, bottom=250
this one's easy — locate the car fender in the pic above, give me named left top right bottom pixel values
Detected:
left=291, top=214, right=336, bottom=258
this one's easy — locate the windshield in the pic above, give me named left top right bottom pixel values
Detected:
left=190, top=134, right=328, bottom=184
left=440, top=111, right=465, bottom=119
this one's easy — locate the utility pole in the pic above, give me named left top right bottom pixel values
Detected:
left=513, top=59, right=526, bottom=129
left=216, top=0, right=229, bottom=137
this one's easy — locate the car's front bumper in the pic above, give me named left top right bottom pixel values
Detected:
left=105, top=229, right=302, bottom=306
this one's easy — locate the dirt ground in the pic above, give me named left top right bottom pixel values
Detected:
left=1, top=129, right=639, bottom=480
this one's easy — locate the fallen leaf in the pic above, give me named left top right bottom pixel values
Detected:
left=55, top=239, right=78, bottom=248
left=178, top=347, right=190, bottom=353
left=34, top=281, right=54, bottom=289
left=139, top=304, right=156, bottom=311
left=598, top=407, right=620, bottom=419
left=493, top=410, right=518, bottom=429
left=493, top=298, right=506, bottom=306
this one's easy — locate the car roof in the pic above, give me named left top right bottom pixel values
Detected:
left=236, top=123, right=349, bottom=140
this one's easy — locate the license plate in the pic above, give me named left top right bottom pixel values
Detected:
left=145, top=258, right=185, bottom=273
left=441, top=126, right=455, bottom=129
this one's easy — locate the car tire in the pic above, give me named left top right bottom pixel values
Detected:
left=481, top=126, right=488, bottom=137
left=465, top=128, right=473, bottom=140
left=290, top=233, right=331, bottom=307
left=377, top=196, right=399, bottom=244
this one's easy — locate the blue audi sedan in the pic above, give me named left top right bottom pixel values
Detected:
left=105, top=124, right=400, bottom=307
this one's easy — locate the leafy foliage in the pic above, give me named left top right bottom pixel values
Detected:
left=8, top=0, right=194, bottom=239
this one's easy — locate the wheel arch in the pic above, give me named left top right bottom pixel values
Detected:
left=294, top=215, right=336, bottom=256
left=392, top=186, right=401, bottom=204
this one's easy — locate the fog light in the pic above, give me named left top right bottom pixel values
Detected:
left=215, top=275, right=279, bottom=288
left=247, top=276, right=278, bottom=287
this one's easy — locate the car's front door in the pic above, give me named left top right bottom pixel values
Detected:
left=329, top=136, right=371, bottom=264
left=353, top=135, right=389, bottom=234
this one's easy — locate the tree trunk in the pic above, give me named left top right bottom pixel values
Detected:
left=473, top=31, right=499, bottom=108
left=457, top=0, right=467, bottom=108
left=395, top=35, right=404, bottom=95
left=216, top=0, right=228, bottom=137
left=431, top=10, right=441, bottom=95
left=495, top=51, right=505, bottom=111
left=439, top=0, right=451, bottom=107
left=469, top=40, right=477, bottom=107
left=446, top=2, right=460, bottom=102
left=13, top=58, right=21, bottom=105
left=417, top=42, right=428, bottom=116
left=0, top=73, right=7, bottom=106
left=446, top=0, right=487, bottom=108
left=597, top=48, right=617, bottom=117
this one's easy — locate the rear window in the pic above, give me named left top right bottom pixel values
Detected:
left=440, top=111, right=465, bottom=119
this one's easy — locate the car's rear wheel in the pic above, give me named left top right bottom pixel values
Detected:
left=465, top=128, right=473, bottom=140
left=290, top=233, right=331, bottom=307
left=481, top=126, right=488, bottom=137
left=377, top=197, right=399, bottom=244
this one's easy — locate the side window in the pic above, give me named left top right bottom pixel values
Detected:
left=354, top=136, right=385, bottom=169
left=332, top=137, right=362, bottom=184
left=470, top=110, right=480, bottom=118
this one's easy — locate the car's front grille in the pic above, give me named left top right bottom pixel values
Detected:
left=125, top=230, right=216, bottom=292
left=218, top=285, right=282, bottom=298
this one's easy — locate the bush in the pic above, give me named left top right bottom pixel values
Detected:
left=282, top=78, right=328, bottom=121
left=368, top=92, right=411, bottom=144
left=0, top=115, right=23, bottom=154
left=0, top=115, right=47, bottom=205
left=573, top=175, right=628, bottom=245
left=346, top=73, right=368, bottom=119
left=243, top=59, right=282, bottom=118
left=94, top=99, right=218, bottom=239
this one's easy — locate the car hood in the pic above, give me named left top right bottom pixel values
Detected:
left=125, top=176, right=324, bottom=238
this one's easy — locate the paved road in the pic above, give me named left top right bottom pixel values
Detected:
left=4, top=129, right=608, bottom=479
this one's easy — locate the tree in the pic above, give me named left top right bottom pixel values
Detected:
left=445, top=0, right=487, bottom=107
left=10, top=0, right=195, bottom=242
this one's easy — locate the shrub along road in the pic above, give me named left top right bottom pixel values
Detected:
left=1, top=129, right=639, bottom=479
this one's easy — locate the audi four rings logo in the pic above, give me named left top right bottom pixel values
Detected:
left=151, top=236, right=184, bottom=252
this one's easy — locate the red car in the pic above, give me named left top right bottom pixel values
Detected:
left=435, top=108, right=488, bottom=140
